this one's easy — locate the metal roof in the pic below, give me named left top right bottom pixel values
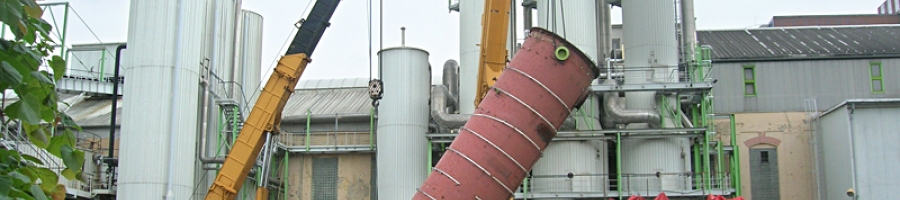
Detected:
left=819, top=98, right=900, bottom=116
left=282, top=87, right=372, bottom=118
left=697, top=25, right=900, bottom=61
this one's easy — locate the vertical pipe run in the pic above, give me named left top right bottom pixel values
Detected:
left=730, top=114, right=741, bottom=196
left=306, top=110, right=311, bottom=151
left=717, top=141, right=724, bottom=190
left=617, top=132, right=622, bottom=200
left=370, top=107, right=375, bottom=150
left=109, top=44, right=126, bottom=162
left=283, top=152, right=288, bottom=200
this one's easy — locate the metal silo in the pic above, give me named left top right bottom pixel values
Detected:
left=621, top=0, right=690, bottom=192
left=377, top=47, right=431, bottom=199
left=212, top=0, right=238, bottom=99
left=118, top=0, right=208, bottom=199
left=533, top=2, right=605, bottom=197
left=235, top=10, right=263, bottom=111
left=458, top=0, right=483, bottom=114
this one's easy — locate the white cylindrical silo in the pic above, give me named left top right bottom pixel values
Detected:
left=621, top=0, right=690, bottom=193
left=118, top=0, right=207, bottom=199
left=458, top=0, right=483, bottom=114
left=376, top=47, right=430, bottom=199
left=234, top=10, right=263, bottom=112
left=532, top=3, right=605, bottom=198
left=532, top=141, right=607, bottom=197
left=211, top=0, right=238, bottom=99
left=536, top=0, right=598, bottom=64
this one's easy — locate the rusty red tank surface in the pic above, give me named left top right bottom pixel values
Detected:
left=414, top=27, right=598, bottom=200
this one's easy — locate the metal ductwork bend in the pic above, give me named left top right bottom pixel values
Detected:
left=414, top=27, right=598, bottom=200
left=601, top=79, right=661, bottom=127
left=431, top=85, right=469, bottom=129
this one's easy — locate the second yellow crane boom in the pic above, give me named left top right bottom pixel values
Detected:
left=474, top=0, right=512, bottom=106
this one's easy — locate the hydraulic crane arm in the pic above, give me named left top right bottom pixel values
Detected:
left=205, top=0, right=341, bottom=199
left=474, top=0, right=512, bottom=106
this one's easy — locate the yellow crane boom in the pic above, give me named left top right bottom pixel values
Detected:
left=474, top=0, right=512, bottom=106
left=205, top=0, right=341, bottom=199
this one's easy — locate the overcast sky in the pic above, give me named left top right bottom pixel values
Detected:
left=20, top=0, right=887, bottom=88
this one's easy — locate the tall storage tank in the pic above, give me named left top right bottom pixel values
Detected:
left=621, top=0, right=690, bottom=193
left=533, top=1, right=605, bottom=197
left=235, top=10, right=263, bottom=112
left=118, top=0, right=208, bottom=199
left=376, top=47, right=431, bottom=199
left=212, top=0, right=238, bottom=99
left=458, top=0, right=483, bottom=114
left=531, top=141, right=606, bottom=196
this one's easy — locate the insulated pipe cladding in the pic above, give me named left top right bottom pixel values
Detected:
left=414, top=28, right=598, bottom=200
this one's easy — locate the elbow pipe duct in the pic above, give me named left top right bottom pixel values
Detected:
left=415, top=28, right=598, bottom=200
left=601, top=79, right=661, bottom=127
left=431, top=85, right=469, bottom=129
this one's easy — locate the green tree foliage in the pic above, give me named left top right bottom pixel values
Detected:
left=1, top=0, right=86, bottom=199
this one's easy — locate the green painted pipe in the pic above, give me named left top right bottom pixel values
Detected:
left=693, top=140, right=700, bottom=189
left=306, top=110, right=311, bottom=151
left=718, top=142, right=724, bottom=191
left=523, top=175, right=529, bottom=200
left=731, top=114, right=742, bottom=196
left=284, top=152, right=289, bottom=200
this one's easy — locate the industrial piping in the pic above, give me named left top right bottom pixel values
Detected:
left=414, top=27, right=598, bottom=200
left=442, top=60, right=460, bottom=112
left=601, top=79, right=661, bottom=127
left=431, top=85, right=469, bottom=129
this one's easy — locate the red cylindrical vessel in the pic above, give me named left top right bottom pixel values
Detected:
left=414, top=28, right=598, bottom=200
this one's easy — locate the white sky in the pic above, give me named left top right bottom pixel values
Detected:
left=18, top=0, right=888, bottom=85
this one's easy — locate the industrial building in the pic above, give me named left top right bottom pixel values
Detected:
left=2, top=0, right=900, bottom=200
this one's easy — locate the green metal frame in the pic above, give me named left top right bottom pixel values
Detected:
left=870, top=62, right=884, bottom=94
left=284, top=151, right=289, bottom=200
left=742, top=65, right=756, bottom=96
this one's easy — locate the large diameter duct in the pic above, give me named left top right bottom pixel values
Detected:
left=682, top=0, right=697, bottom=60
left=118, top=0, right=207, bottom=198
left=415, top=28, right=598, bottom=200
left=621, top=0, right=690, bottom=192
left=235, top=10, right=263, bottom=112
left=441, top=60, right=460, bottom=113
left=377, top=47, right=431, bottom=200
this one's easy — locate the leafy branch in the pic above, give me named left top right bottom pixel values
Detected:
left=1, top=0, right=86, bottom=199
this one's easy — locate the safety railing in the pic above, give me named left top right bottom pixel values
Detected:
left=277, top=132, right=375, bottom=149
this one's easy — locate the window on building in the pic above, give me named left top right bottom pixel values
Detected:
left=871, top=62, right=884, bottom=93
left=743, top=65, right=756, bottom=96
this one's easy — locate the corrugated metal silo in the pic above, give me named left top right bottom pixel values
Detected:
left=235, top=10, right=263, bottom=111
left=376, top=47, right=431, bottom=199
left=621, top=0, right=690, bottom=192
left=212, top=0, right=238, bottom=98
left=118, top=0, right=208, bottom=199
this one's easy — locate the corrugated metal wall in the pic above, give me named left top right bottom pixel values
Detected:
left=848, top=106, right=900, bottom=199
left=817, top=106, right=854, bottom=200
left=712, top=58, right=900, bottom=113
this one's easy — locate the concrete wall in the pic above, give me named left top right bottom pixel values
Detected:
left=714, top=112, right=815, bottom=200
left=287, top=153, right=374, bottom=200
